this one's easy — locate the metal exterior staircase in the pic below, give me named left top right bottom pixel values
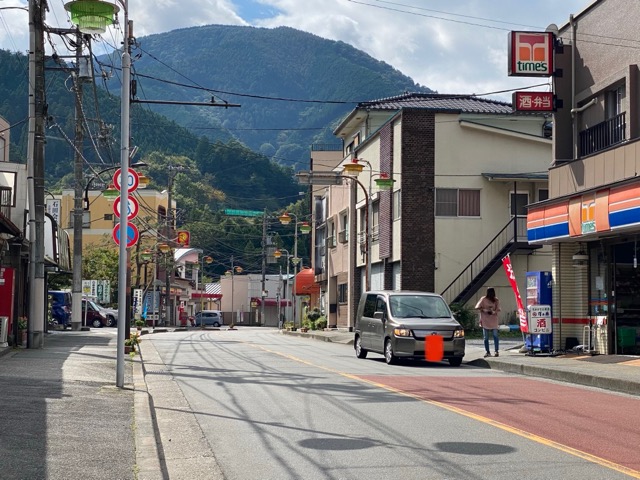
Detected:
left=441, top=217, right=538, bottom=306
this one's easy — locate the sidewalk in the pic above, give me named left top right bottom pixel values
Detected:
left=1, top=327, right=639, bottom=480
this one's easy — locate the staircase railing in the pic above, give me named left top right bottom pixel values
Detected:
left=441, top=217, right=526, bottom=305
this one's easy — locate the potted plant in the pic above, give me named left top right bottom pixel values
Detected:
left=135, top=319, right=146, bottom=330
left=17, top=316, right=27, bottom=346
left=124, top=333, right=140, bottom=353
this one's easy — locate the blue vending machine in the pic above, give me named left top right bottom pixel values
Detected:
left=525, top=271, right=553, bottom=352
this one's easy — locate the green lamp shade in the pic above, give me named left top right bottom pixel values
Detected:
left=102, top=184, right=119, bottom=199
left=64, top=0, right=119, bottom=34
left=375, top=177, right=395, bottom=190
left=299, top=222, right=311, bottom=234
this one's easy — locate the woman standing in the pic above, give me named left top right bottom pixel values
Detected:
left=476, top=287, right=501, bottom=357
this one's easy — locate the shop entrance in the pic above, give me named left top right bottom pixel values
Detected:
left=612, top=242, right=640, bottom=354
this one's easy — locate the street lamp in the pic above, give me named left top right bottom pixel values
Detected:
left=198, top=254, right=214, bottom=318
left=274, top=248, right=291, bottom=327
left=225, top=260, right=243, bottom=324
left=278, top=212, right=310, bottom=329
left=83, top=161, right=147, bottom=209
left=65, top=0, right=132, bottom=387
left=342, top=158, right=395, bottom=292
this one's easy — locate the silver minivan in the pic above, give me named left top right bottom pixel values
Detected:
left=193, top=310, right=224, bottom=327
left=354, top=291, right=465, bottom=366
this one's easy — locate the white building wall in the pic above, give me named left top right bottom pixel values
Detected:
left=433, top=113, right=553, bottom=309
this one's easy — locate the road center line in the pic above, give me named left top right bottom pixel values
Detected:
left=251, top=342, right=640, bottom=479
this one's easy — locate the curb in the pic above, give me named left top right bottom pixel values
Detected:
left=132, top=352, right=164, bottom=480
left=468, top=358, right=640, bottom=396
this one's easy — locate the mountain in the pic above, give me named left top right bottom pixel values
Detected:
left=0, top=25, right=432, bottom=210
left=101, top=25, right=432, bottom=168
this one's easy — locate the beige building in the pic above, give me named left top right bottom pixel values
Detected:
left=310, top=94, right=553, bottom=330
left=527, top=0, right=640, bottom=355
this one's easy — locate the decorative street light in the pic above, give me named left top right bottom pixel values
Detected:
left=342, top=158, right=395, bottom=291
left=278, top=212, right=310, bottom=329
left=198, top=254, right=214, bottom=316
left=65, top=0, right=133, bottom=387
left=225, top=260, right=243, bottom=324
left=83, top=161, right=147, bottom=209
left=274, top=248, right=292, bottom=327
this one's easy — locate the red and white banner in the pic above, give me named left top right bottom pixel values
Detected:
left=502, top=254, right=528, bottom=333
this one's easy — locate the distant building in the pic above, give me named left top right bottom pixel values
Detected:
left=310, top=93, right=553, bottom=329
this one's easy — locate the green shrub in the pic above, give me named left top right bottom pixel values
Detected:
left=450, top=303, right=479, bottom=334
left=315, top=317, right=327, bottom=330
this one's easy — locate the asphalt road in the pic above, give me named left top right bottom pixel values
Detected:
left=146, top=328, right=640, bottom=479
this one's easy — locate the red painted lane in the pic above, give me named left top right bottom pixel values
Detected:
left=359, top=375, right=640, bottom=471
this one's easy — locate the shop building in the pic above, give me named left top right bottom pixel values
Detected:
left=527, top=0, right=640, bottom=354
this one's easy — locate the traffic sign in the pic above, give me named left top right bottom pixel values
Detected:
left=113, top=168, right=140, bottom=193
left=112, top=223, right=139, bottom=248
left=113, top=196, right=139, bottom=220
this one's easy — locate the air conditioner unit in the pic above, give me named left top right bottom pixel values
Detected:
left=327, top=236, right=336, bottom=248
left=338, top=230, right=348, bottom=244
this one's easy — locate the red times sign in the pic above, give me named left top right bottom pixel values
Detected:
left=513, top=91, right=555, bottom=112
left=508, top=31, right=554, bottom=77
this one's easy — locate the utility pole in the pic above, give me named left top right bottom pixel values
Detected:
left=165, top=165, right=184, bottom=326
left=71, top=30, right=85, bottom=331
left=260, top=209, right=267, bottom=326
left=165, top=177, right=172, bottom=326
left=27, top=0, right=46, bottom=348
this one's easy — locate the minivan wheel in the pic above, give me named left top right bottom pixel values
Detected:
left=212, top=322, right=220, bottom=327
left=91, top=318, right=103, bottom=328
left=106, top=316, right=116, bottom=328
left=384, top=339, right=398, bottom=365
left=355, top=335, right=368, bottom=359
left=448, top=357, right=463, bottom=367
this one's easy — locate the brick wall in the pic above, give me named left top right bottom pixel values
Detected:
left=400, top=109, right=435, bottom=292
left=379, top=123, right=393, bottom=259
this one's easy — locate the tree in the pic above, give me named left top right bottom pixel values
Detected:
left=82, top=239, right=119, bottom=303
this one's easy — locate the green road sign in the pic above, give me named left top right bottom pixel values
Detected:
left=224, top=209, right=263, bottom=217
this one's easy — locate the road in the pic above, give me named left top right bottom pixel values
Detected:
left=145, top=327, right=640, bottom=479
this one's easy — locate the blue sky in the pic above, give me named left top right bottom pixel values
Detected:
left=0, top=0, right=590, bottom=102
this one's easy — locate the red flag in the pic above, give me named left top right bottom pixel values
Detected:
left=502, top=255, right=528, bottom=333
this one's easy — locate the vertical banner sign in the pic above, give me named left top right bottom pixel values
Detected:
left=133, top=289, right=143, bottom=317
left=502, top=255, right=529, bottom=333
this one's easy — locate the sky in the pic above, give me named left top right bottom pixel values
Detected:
left=0, top=0, right=590, bottom=102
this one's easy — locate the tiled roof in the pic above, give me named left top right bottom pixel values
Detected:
left=358, top=92, right=513, bottom=114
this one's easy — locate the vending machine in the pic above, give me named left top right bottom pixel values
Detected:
left=525, top=271, right=553, bottom=352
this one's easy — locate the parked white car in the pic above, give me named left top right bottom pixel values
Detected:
left=97, top=304, right=118, bottom=327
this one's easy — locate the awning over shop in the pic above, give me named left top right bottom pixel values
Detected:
left=527, top=179, right=640, bottom=244
left=191, top=283, right=222, bottom=300
left=251, top=297, right=291, bottom=307
left=294, top=268, right=320, bottom=295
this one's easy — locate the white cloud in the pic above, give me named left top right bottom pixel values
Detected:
left=0, top=0, right=587, bottom=100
